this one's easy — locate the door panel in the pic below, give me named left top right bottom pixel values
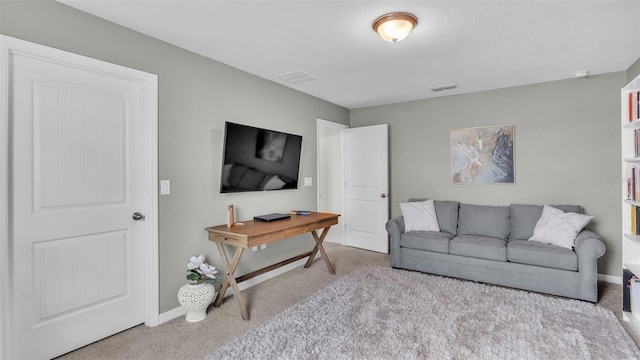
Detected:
left=2, top=36, right=157, bottom=359
left=344, top=124, right=389, bottom=253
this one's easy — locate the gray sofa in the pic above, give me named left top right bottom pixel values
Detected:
left=385, top=201, right=606, bottom=302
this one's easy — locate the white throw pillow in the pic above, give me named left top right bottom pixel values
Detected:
left=399, top=200, right=440, bottom=232
left=528, top=205, right=593, bottom=249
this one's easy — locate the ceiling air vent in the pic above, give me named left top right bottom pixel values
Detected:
left=277, top=71, right=315, bottom=84
left=430, top=83, right=458, bottom=92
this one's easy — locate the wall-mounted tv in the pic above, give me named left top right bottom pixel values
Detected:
left=220, top=122, right=302, bottom=193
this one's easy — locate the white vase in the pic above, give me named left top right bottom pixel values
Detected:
left=177, top=282, right=216, bottom=322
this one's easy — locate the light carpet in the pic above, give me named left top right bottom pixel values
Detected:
left=205, top=265, right=640, bottom=360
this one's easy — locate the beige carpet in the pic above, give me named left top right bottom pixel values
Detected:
left=57, top=243, right=639, bottom=360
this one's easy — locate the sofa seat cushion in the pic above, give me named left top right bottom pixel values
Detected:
left=507, top=240, right=577, bottom=271
left=449, top=235, right=507, bottom=261
left=457, top=204, right=510, bottom=239
left=400, top=231, right=454, bottom=254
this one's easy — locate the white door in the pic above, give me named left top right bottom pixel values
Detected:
left=316, top=119, right=347, bottom=244
left=343, top=124, right=389, bottom=253
left=0, top=36, right=159, bottom=359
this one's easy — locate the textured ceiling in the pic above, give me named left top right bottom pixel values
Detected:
left=58, top=0, right=640, bottom=109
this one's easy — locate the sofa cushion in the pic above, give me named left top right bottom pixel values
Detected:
left=400, top=200, right=440, bottom=232
left=507, top=240, right=577, bottom=271
left=401, top=231, right=454, bottom=254
left=449, top=235, right=507, bottom=261
left=434, top=201, right=459, bottom=235
left=457, top=204, right=510, bottom=239
left=510, top=204, right=584, bottom=240
left=528, top=205, right=593, bottom=249
left=409, top=199, right=459, bottom=235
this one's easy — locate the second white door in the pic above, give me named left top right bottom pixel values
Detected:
left=343, top=124, right=389, bottom=253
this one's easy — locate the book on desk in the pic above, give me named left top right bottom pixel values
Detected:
left=289, top=210, right=311, bottom=215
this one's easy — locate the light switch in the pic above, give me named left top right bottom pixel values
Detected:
left=160, top=180, right=170, bottom=195
left=304, top=177, right=312, bottom=186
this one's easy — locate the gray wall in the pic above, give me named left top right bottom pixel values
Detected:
left=350, top=73, right=626, bottom=276
left=0, top=0, right=349, bottom=313
left=629, top=57, right=640, bottom=82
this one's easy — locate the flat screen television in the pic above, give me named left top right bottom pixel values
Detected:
left=220, top=122, right=302, bottom=193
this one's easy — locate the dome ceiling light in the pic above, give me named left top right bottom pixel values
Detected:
left=372, top=12, right=418, bottom=43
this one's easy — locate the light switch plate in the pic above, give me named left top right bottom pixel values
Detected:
left=160, top=180, right=170, bottom=195
left=304, top=177, right=312, bottom=186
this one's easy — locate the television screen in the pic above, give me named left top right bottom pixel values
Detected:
left=220, top=122, right=302, bottom=193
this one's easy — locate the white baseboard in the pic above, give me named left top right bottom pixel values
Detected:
left=324, top=236, right=342, bottom=244
left=159, top=305, right=186, bottom=324
left=598, top=273, right=622, bottom=284
left=158, top=253, right=320, bottom=325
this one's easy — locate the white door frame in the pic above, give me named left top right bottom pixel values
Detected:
left=0, top=35, right=159, bottom=358
left=316, top=119, right=348, bottom=244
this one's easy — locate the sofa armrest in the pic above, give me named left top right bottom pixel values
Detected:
left=385, top=217, right=405, bottom=267
left=574, top=229, right=606, bottom=302
left=574, top=230, right=606, bottom=259
left=385, top=216, right=405, bottom=237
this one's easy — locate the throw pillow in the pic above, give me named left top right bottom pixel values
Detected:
left=528, top=205, right=593, bottom=249
left=400, top=200, right=440, bottom=232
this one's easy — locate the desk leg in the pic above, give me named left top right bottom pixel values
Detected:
left=304, top=226, right=336, bottom=275
left=213, top=243, right=250, bottom=321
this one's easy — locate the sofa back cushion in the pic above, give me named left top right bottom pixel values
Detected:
left=457, top=204, right=510, bottom=239
left=409, top=199, right=459, bottom=235
left=510, top=204, right=583, bottom=240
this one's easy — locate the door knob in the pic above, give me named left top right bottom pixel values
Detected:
left=380, top=193, right=387, bottom=198
left=132, top=212, right=145, bottom=221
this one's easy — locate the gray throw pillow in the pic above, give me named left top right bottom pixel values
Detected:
left=457, top=204, right=510, bottom=239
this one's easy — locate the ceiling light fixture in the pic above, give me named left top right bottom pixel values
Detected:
left=372, top=12, right=418, bottom=43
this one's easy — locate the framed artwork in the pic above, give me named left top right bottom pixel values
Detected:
left=450, top=124, right=515, bottom=184
left=256, top=129, right=287, bottom=162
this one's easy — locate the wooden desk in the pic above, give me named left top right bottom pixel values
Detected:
left=205, top=212, right=339, bottom=320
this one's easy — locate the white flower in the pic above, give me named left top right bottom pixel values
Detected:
left=187, top=255, right=204, bottom=270
left=186, top=254, right=218, bottom=283
left=200, top=263, right=218, bottom=280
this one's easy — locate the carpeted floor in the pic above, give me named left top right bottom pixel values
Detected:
left=206, top=265, right=640, bottom=360
left=57, top=243, right=639, bottom=359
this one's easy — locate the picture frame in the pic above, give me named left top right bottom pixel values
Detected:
left=450, top=124, right=515, bottom=184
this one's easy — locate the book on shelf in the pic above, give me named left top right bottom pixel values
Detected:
left=624, top=269, right=634, bottom=312
left=631, top=277, right=640, bottom=321
left=629, top=91, right=640, bottom=122
left=627, top=164, right=640, bottom=202
left=630, top=204, right=640, bottom=235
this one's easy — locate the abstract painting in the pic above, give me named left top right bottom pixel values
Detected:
left=256, top=129, right=287, bottom=162
left=451, top=125, right=514, bottom=184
